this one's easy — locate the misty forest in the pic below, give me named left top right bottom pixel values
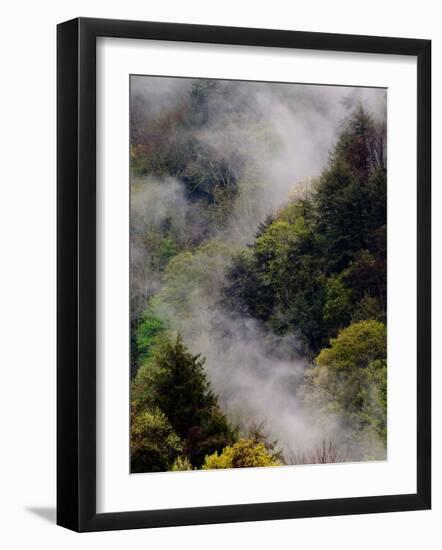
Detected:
left=129, top=76, right=387, bottom=473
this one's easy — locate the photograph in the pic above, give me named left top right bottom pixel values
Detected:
left=0, top=1, right=434, bottom=542
left=129, top=76, right=388, bottom=474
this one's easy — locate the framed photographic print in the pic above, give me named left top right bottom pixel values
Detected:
left=57, top=17, right=431, bottom=532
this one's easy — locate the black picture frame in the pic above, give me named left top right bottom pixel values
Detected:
left=57, top=17, right=431, bottom=532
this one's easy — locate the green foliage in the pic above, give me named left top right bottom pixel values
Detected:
left=315, top=160, right=366, bottom=271
left=222, top=106, right=386, bottom=353
left=316, top=107, right=386, bottom=271
left=276, top=197, right=315, bottom=226
left=133, top=334, right=215, bottom=434
left=361, top=359, right=387, bottom=442
left=203, top=438, right=281, bottom=470
left=223, top=201, right=328, bottom=349
left=138, top=229, right=182, bottom=272
left=333, top=105, right=386, bottom=182
left=255, top=221, right=295, bottom=269
left=222, top=248, right=276, bottom=321
left=323, top=275, right=352, bottom=329
left=171, top=456, right=193, bottom=471
left=253, top=219, right=305, bottom=309
left=132, top=334, right=236, bottom=468
left=135, top=309, right=166, bottom=365
left=352, top=294, right=384, bottom=323
left=282, top=257, right=326, bottom=349
left=183, top=410, right=237, bottom=468
left=343, top=249, right=386, bottom=312
left=364, top=169, right=387, bottom=238
left=307, top=320, right=387, bottom=443
left=130, top=94, right=388, bottom=469
left=157, top=240, right=238, bottom=318
left=315, top=320, right=386, bottom=372
left=130, top=408, right=182, bottom=473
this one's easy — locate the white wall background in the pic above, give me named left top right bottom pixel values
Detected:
left=0, top=0, right=439, bottom=547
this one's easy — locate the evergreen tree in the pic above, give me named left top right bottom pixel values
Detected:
left=132, top=334, right=236, bottom=468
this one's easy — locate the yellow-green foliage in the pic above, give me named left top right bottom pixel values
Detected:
left=254, top=221, right=296, bottom=285
left=130, top=408, right=182, bottom=473
left=171, top=456, right=193, bottom=471
left=132, top=334, right=236, bottom=468
left=157, top=240, right=239, bottom=315
left=308, top=320, right=387, bottom=445
left=316, top=320, right=386, bottom=371
left=322, top=274, right=352, bottom=330
left=135, top=308, right=166, bottom=366
left=202, top=438, right=281, bottom=470
left=276, top=198, right=314, bottom=233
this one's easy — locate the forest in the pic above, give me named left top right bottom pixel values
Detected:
left=129, top=76, right=387, bottom=473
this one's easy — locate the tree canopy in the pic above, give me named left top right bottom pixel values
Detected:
left=203, top=438, right=281, bottom=469
left=132, top=334, right=236, bottom=468
left=129, top=79, right=387, bottom=471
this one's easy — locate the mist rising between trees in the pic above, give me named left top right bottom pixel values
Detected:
left=129, top=77, right=387, bottom=473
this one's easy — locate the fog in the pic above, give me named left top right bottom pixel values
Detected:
left=131, top=75, right=387, bottom=461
